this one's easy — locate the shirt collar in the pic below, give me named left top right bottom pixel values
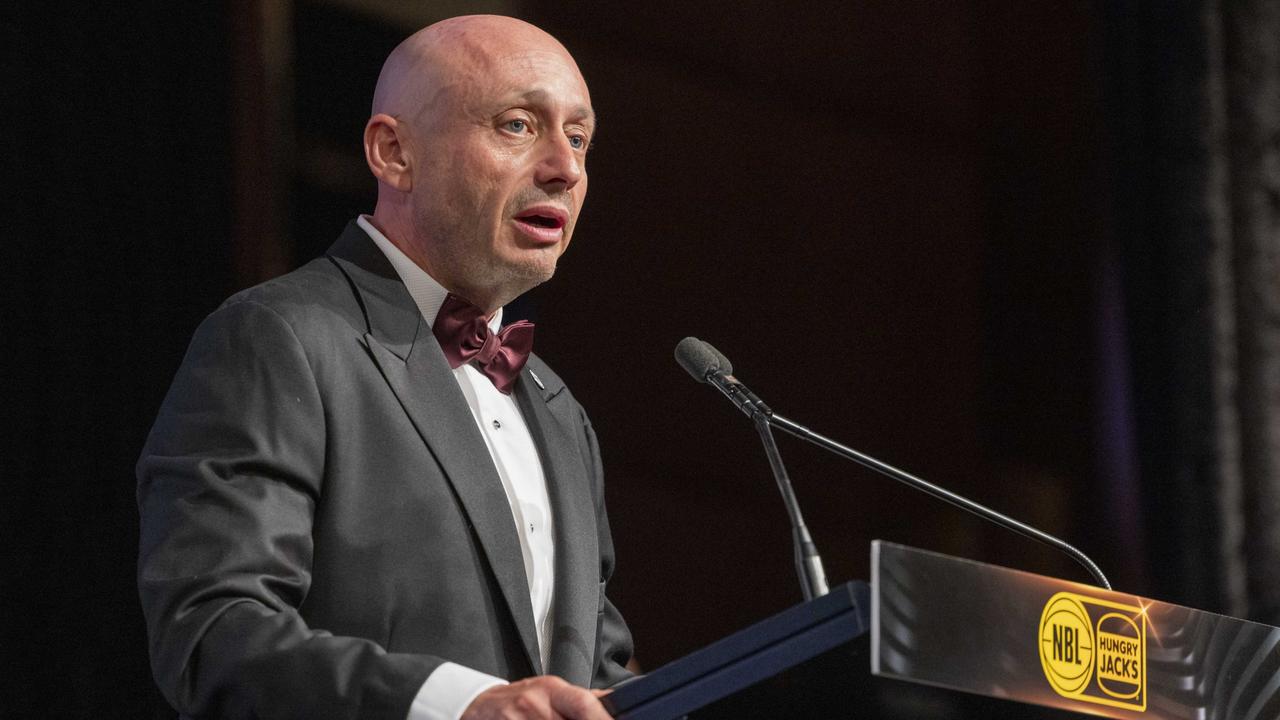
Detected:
left=357, top=215, right=502, bottom=332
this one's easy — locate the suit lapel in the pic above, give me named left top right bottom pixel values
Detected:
left=514, top=365, right=600, bottom=685
left=327, top=223, right=543, bottom=675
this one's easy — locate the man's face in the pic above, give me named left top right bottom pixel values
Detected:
left=406, top=42, right=594, bottom=307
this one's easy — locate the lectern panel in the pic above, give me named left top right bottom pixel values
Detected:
left=872, top=541, right=1280, bottom=719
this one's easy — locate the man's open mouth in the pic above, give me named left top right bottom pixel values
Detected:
left=518, top=214, right=563, bottom=229
left=514, top=206, right=568, bottom=233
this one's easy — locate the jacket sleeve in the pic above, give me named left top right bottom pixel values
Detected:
left=136, top=299, right=439, bottom=719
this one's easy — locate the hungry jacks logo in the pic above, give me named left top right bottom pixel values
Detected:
left=1038, top=592, right=1146, bottom=712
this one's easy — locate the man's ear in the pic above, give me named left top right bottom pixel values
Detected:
left=364, top=114, right=412, bottom=192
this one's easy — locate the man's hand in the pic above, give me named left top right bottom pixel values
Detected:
left=462, top=676, right=613, bottom=720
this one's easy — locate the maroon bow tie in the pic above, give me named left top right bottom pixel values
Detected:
left=431, top=293, right=534, bottom=395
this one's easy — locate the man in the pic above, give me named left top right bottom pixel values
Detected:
left=137, top=15, right=632, bottom=720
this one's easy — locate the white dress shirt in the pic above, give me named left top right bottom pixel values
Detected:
left=358, top=216, right=556, bottom=720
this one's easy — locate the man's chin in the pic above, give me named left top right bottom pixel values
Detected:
left=512, top=263, right=557, bottom=290
left=505, top=250, right=560, bottom=283
left=489, top=257, right=558, bottom=300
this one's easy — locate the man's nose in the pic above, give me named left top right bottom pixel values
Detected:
left=534, top=133, right=583, bottom=190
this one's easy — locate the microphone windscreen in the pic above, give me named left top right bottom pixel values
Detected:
left=674, top=337, right=722, bottom=382
left=700, top=340, right=733, bottom=376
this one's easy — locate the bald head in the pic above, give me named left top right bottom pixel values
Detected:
left=372, top=16, right=582, bottom=122
left=362, top=15, right=596, bottom=312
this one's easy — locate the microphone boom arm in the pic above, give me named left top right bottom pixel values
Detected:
left=674, top=335, right=1111, bottom=592
left=766, top=411, right=1112, bottom=590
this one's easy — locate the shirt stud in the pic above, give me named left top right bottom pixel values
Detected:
left=492, top=419, right=502, bottom=429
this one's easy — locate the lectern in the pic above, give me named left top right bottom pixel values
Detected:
left=603, top=542, right=1280, bottom=719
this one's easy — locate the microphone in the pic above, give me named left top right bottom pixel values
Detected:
left=675, top=337, right=828, bottom=600
left=674, top=338, right=771, bottom=418
left=676, top=337, right=1112, bottom=591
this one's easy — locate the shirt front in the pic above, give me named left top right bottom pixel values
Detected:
left=359, top=215, right=555, bottom=720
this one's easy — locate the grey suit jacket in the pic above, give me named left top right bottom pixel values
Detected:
left=137, top=222, right=633, bottom=719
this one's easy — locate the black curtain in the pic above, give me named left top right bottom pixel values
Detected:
left=6, top=4, right=233, bottom=716
left=1106, top=0, right=1280, bottom=621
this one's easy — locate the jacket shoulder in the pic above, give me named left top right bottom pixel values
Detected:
left=221, top=258, right=347, bottom=315
left=213, top=257, right=365, bottom=339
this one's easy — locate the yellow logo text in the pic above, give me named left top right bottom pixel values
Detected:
left=1038, top=592, right=1146, bottom=712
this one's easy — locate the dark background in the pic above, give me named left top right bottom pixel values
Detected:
left=6, top=1, right=1259, bottom=716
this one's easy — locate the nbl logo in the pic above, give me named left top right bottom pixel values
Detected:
left=1038, top=591, right=1146, bottom=712
left=1040, top=594, right=1094, bottom=694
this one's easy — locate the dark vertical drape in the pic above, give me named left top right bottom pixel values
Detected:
left=8, top=4, right=233, bottom=716
left=1225, top=0, right=1280, bottom=623
left=1106, top=0, right=1280, bottom=621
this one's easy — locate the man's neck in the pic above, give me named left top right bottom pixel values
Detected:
left=363, top=211, right=506, bottom=315
left=357, top=215, right=505, bottom=330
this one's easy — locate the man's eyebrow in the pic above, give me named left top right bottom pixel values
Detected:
left=573, top=106, right=598, bottom=136
left=509, top=89, right=596, bottom=127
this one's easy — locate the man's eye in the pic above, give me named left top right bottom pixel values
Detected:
left=568, top=135, right=586, bottom=150
left=504, top=119, right=528, bottom=133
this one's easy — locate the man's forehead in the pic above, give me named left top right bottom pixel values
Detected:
left=449, top=49, right=593, bottom=119
left=479, top=48, right=588, bottom=90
